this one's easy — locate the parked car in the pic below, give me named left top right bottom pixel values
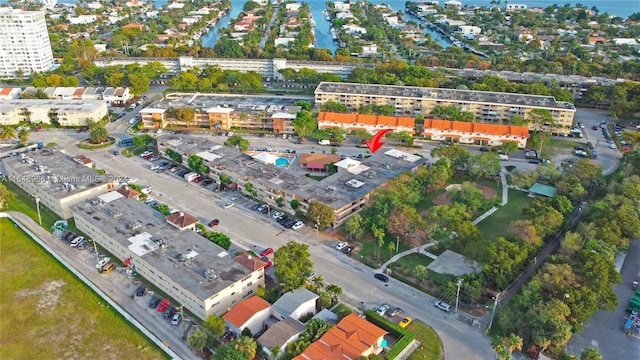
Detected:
left=230, top=194, right=240, bottom=201
left=264, top=260, right=273, bottom=269
left=171, top=313, right=182, bottom=325
left=342, top=246, right=354, bottom=255
left=399, top=317, right=412, bottom=328
left=70, top=236, right=84, bottom=247
left=135, top=285, right=147, bottom=297
left=292, top=221, right=304, bottom=230
left=336, top=242, right=348, bottom=251
left=223, top=202, right=234, bottom=209
left=157, top=299, right=170, bottom=312
left=434, top=300, right=452, bottom=312
left=307, top=271, right=317, bottom=281
left=375, top=304, right=390, bottom=316
left=374, top=273, right=389, bottom=282
left=388, top=307, right=402, bottom=317
left=260, top=248, right=274, bottom=257
left=208, top=219, right=220, bottom=227
left=149, top=297, right=161, bottom=308
left=76, top=239, right=88, bottom=250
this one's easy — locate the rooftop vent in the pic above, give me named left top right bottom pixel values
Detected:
left=204, top=268, right=219, bottom=281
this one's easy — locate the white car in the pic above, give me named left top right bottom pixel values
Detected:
left=272, top=211, right=283, bottom=219
left=609, top=143, right=616, bottom=149
left=336, top=242, right=348, bottom=251
left=230, top=194, right=240, bottom=201
left=95, top=257, right=111, bottom=269
left=292, top=221, right=304, bottom=230
left=169, top=208, right=179, bottom=214
left=307, top=271, right=317, bottom=281
left=140, top=151, right=153, bottom=158
left=141, top=187, right=152, bottom=195
left=376, top=304, right=390, bottom=316
left=70, top=236, right=84, bottom=247
left=223, top=202, right=235, bottom=209
left=171, top=313, right=182, bottom=325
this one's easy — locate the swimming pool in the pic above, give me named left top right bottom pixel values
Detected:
left=275, top=157, right=289, bottom=167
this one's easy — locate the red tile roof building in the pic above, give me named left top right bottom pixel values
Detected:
left=294, top=314, right=387, bottom=360
left=317, top=112, right=415, bottom=134
left=423, top=119, right=529, bottom=148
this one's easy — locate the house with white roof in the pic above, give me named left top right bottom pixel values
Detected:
left=271, top=288, right=319, bottom=321
left=342, top=23, right=367, bottom=36
left=69, top=15, right=97, bottom=25
left=334, top=2, right=351, bottom=11
left=458, top=25, right=481, bottom=39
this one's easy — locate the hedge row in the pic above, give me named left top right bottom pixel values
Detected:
left=364, top=310, right=416, bottom=360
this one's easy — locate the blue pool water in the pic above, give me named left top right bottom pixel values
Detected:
left=275, top=158, right=289, bottom=167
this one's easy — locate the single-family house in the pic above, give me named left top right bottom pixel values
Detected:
left=334, top=2, right=351, bottom=11
left=361, top=44, right=378, bottom=56
left=258, top=318, right=306, bottom=358
left=444, top=0, right=462, bottom=9
left=0, top=87, right=22, bottom=100
left=342, top=23, right=367, bottom=36
left=69, top=15, right=97, bottom=24
left=506, top=4, right=528, bottom=12
left=271, top=288, right=319, bottom=321
left=335, top=11, right=354, bottom=20
left=298, top=153, right=342, bottom=173
left=458, top=25, right=481, bottom=39
left=294, top=314, right=388, bottom=360
left=518, top=28, right=534, bottom=42
left=165, top=212, right=199, bottom=231
left=285, top=3, right=301, bottom=13
left=116, top=186, right=140, bottom=199
left=223, top=296, right=272, bottom=336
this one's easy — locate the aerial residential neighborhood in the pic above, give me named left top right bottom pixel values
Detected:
left=1, top=1, right=639, bottom=360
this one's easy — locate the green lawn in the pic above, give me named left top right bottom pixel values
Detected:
left=406, top=320, right=444, bottom=360
left=476, top=189, right=532, bottom=241
left=2, top=180, right=72, bottom=233
left=0, top=218, right=167, bottom=360
left=388, top=253, right=435, bottom=274
left=540, top=138, right=579, bottom=160
left=358, top=233, right=413, bottom=265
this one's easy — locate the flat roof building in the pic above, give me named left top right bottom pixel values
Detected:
left=71, top=195, right=266, bottom=320
left=158, top=135, right=427, bottom=227
left=3, top=149, right=118, bottom=218
left=0, top=99, right=109, bottom=126
left=314, top=82, right=576, bottom=133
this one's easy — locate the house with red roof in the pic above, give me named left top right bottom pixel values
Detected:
left=423, top=119, right=529, bottom=148
left=298, top=153, right=342, bottom=172
left=223, top=296, right=272, bottom=336
left=294, top=314, right=388, bottom=360
left=165, top=211, right=199, bottom=231
left=0, top=87, right=22, bottom=100
left=317, top=112, right=415, bottom=134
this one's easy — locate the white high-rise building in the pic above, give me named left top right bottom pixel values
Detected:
left=0, top=8, right=54, bottom=78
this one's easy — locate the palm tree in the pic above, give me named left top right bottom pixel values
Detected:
left=326, top=284, right=343, bottom=304
left=0, top=125, right=16, bottom=141
left=18, top=129, right=29, bottom=144
left=312, top=275, right=324, bottom=290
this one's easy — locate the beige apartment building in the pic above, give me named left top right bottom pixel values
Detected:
left=0, top=99, right=109, bottom=126
left=314, top=82, right=576, bottom=133
left=3, top=149, right=117, bottom=218
left=72, top=193, right=266, bottom=320
left=140, top=104, right=300, bottom=134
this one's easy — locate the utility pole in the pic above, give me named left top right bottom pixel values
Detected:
left=455, top=278, right=463, bottom=314
left=396, top=236, right=399, bottom=253
left=35, top=197, right=42, bottom=225
left=487, top=292, right=501, bottom=333
left=315, top=216, right=320, bottom=246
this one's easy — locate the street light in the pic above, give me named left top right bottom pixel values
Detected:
left=35, top=196, right=42, bottom=225
left=368, top=287, right=377, bottom=303
left=396, top=236, right=399, bottom=253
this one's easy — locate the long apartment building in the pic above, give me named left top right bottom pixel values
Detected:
left=0, top=8, right=54, bottom=78
left=317, top=112, right=416, bottom=134
left=314, top=82, right=576, bottom=133
left=140, top=102, right=300, bottom=134
left=157, top=136, right=427, bottom=227
left=3, top=149, right=118, bottom=218
left=72, top=194, right=266, bottom=320
left=0, top=99, right=109, bottom=126
left=94, top=56, right=374, bottom=80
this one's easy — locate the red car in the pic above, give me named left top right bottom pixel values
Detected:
left=76, top=128, right=83, bottom=133
left=193, top=176, right=204, bottom=183
left=264, top=260, right=273, bottom=269
left=143, top=155, right=153, bottom=160
left=157, top=299, right=170, bottom=312
left=592, top=125, right=598, bottom=130
left=260, top=248, right=274, bottom=257
left=208, top=219, right=220, bottom=227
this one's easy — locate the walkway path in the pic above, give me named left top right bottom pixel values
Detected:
left=380, top=170, right=510, bottom=271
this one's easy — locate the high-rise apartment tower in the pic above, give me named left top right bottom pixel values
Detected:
left=0, top=8, right=54, bottom=78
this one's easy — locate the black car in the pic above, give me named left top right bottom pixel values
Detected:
left=149, top=297, right=161, bottom=308
left=342, top=246, right=354, bottom=255
left=163, top=306, right=175, bottom=319
left=202, top=180, right=213, bottom=186
left=374, top=273, right=389, bottom=282
left=135, top=285, right=147, bottom=297
left=284, top=219, right=298, bottom=228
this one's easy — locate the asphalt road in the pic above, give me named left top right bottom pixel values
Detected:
left=565, top=239, right=640, bottom=360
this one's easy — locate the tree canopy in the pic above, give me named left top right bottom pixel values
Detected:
left=274, top=241, right=313, bottom=291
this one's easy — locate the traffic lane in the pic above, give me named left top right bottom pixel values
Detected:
left=566, top=240, right=640, bottom=359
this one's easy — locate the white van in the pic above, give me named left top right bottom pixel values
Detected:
left=434, top=300, right=452, bottom=312
left=318, top=139, right=331, bottom=146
